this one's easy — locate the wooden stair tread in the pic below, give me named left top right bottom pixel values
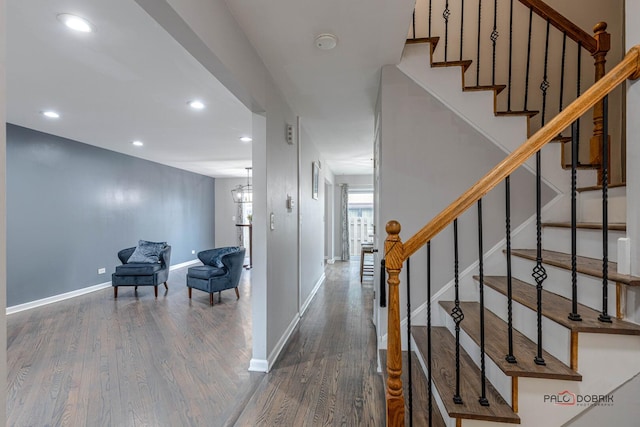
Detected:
left=495, top=110, right=539, bottom=118
left=551, top=135, right=572, bottom=143
left=510, top=248, right=640, bottom=286
left=482, top=276, right=640, bottom=335
left=380, top=350, right=447, bottom=427
left=439, top=301, right=581, bottom=381
left=542, top=222, right=626, bottom=231
left=432, top=60, right=473, bottom=71
left=412, top=326, right=520, bottom=424
left=464, top=85, right=507, bottom=94
left=577, top=182, right=626, bottom=192
left=406, top=37, right=440, bottom=46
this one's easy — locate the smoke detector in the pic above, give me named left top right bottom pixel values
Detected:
left=315, top=34, right=338, bottom=50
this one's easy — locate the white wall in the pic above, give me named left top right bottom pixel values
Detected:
left=140, top=0, right=325, bottom=371
left=0, top=0, right=7, bottom=420
left=215, top=178, right=247, bottom=247
left=377, top=64, right=555, bottom=324
left=299, top=125, right=327, bottom=309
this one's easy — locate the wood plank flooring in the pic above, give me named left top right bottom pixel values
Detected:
left=7, top=261, right=385, bottom=426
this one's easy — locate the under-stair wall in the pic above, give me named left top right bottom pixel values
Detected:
left=376, top=64, right=555, bottom=347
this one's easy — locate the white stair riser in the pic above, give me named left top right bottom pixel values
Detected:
left=437, top=303, right=513, bottom=407
left=578, top=187, right=626, bottom=223
left=542, top=227, right=623, bottom=263
left=484, top=285, right=572, bottom=365
left=511, top=256, right=617, bottom=316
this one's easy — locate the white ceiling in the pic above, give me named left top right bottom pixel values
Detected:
left=7, top=0, right=414, bottom=178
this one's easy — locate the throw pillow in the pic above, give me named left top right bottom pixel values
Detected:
left=128, top=240, right=167, bottom=263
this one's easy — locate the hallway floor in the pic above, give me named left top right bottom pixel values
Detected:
left=7, top=261, right=384, bottom=426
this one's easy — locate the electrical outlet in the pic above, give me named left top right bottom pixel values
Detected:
left=98, top=268, right=106, bottom=274
left=192, top=250, right=196, bottom=254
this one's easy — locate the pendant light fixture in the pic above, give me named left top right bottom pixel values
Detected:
left=231, top=167, right=252, bottom=203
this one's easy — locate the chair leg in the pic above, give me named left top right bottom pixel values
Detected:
left=188, top=287, right=192, bottom=299
left=164, top=282, right=168, bottom=290
left=135, top=286, right=138, bottom=292
left=114, top=286, right=118, bottom=298
left=154, top=286, right=158, bottom=298
left=209, top=293, right=214, bottom=306
left=235, top=287, right=240, bottom=299
left=218, top=291, right=222, bottom=303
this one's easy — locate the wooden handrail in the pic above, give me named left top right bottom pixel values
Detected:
left=518, top=0, right=597, bottom=53
left=401, top=45, right=640, bottom=261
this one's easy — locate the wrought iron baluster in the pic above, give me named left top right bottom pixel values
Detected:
left=576, top=42, right=582, bottom=157
left=540, top=20, right=551, bottom=126
left=476, top=0, right=482, bottom=85
left=452, top=219, right=464, bottom=404
left=429, top=0, right=432, bottom=38
left=460, top=0, right=465, bottom=61
left=533, top=148, right=547, bottom=366
left=505, top=176, right=517, bottom=363
left=568, top=121, right=582, bottom=321
left=507, top=0, right=514, bottom=111
left=559, top=33, right=567, bottom=114
left=491, top=0, right=498, bottom=86
left=427, top=241, right=433, bottom=427
left=406, top=257, right=413, bottom=425
left=444, top=0, right=450, bottom=61
left=412, top=10, right=416, bottom=40
left=599, top=95, right=612, bottom=323
left=524, top=8, right=533, bottom=110
left=380, top=259, right=386, bottom=308
left=478, top=199, right=490, bottom=406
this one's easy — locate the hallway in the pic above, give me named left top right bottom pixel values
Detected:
left=7, top=261, right=384, bottom=426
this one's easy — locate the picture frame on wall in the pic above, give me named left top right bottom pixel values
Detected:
left=312, top=161, right=319, bottom=200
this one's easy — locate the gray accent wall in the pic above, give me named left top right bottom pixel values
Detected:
left=7, top=124, right=216, bottom=307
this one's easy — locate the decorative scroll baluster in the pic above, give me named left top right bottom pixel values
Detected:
left=460, top=0, right=465, bottom=61
left=568, top=120, right=582, bottom=321
left=524, top=9, right=533, bottom=110
left=476, top=0, right=482, bottom=85
left=491, top=0, right=498, bottom=86
left=427, top=241, right=433, bottom=427
left=540, top=20, right=551, bottom=126
left=599, top=95, right=612, bottom=323
left=478, top=199, right=490, bottom=406
left=505, top=176, right=517, bottom=363
left=575, top=42, right=582, bottom=159
left=444, top=0, right=451, bottom=61
left=507, top=0, right=514, bottom=111
left=533, top=149, right=547, bottom=366
left=406, top=256, right=413, bottom=426
left=452, top=219, right=464, bottom=404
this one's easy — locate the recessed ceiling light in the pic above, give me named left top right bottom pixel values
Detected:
left=239, top=137, right=253, bottom=143
left=57, top=13, right=94, bottom=33
left=42, top=111, right=60, bottom=119
left=188, top=100, right=206, bottom=110
left=315, top=34, right=338, bottom=50
left=132, top=140, right=144, bottom=147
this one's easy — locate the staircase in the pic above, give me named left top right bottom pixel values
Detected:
left=379, top=1, right=640, bottom=426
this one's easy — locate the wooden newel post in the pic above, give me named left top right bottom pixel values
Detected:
left=590, top=21, right=611, bottom=183
left=385, top=220, right=405, bottom=426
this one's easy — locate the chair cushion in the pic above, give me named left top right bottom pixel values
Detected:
left=188, top=265, right=226, bottom=280
left=128, top=240, right=167, bottom=263
left=115, top=263, right=163, bottom=276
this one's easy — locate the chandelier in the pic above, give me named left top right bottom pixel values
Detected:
left=231, top=167, right=252, bottom=203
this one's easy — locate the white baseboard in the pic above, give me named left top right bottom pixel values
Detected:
left=300, top=273, right=325, bottom=316
left=6, top=258, right=200, bottom=315
left=248, top=358, right=269, bottom=373
left=265, top=313, right=300, bottom=373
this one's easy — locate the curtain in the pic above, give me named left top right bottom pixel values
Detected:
left=340, top=184, right=350, bottom=261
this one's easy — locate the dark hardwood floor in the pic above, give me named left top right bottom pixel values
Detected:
left=7, top=261, right=385, bottom=426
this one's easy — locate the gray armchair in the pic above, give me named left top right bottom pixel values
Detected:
left=112, top=243, right=171, bottom=298
left=187, top=247, right=245, bottom=305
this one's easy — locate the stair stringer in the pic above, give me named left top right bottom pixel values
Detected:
left=398, top=42, right=597, bottom=195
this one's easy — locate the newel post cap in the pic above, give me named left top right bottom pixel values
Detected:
left=386, top=220, right=401, bottom=236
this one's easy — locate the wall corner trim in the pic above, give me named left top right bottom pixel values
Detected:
left=248, top=358, right=269, bottom=373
